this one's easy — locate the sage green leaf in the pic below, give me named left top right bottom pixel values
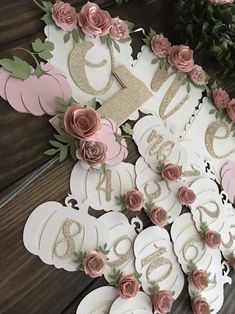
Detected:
left=64, top=32, right=70, bottom=43
left=86, top=97, right=96, bottom=109
left=59, top=146, right=68, bottom=161
left=44, top=148, right=58, bottom=156
left=32, top=39, right=54, bottom=60
left=78, top=28, right=85, bottom=41
left=100, top=35, right=108, bottom=45
left=113, top=40, right=120, bottom=53
left=54, top=133, right=74, bottom=144
left=151, top=58, right=158, bottom=64
left=0, top=56, right=31, bottom=80
left=125, top=20, right=134, bottom=32
left=119, top=37, right=131, bottom=43
left=49, top=140, right=63, bottom=148
left=122, top=123, right=133, bottom=136
left=72, top=29, right=79, bottom=43
left=41, top=13, right=53, bottom=25
left=42, top=1, right=53, bottom=12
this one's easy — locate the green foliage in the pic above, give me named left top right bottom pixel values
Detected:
left=187, top=259, right=197, bottom=274
left=115, top=194, right=126, bottom=211
left=148, top=280, right=160, bottom=295
left=0, top=56, right=31, bottom=80
left=144, top=199, right=155, bottom=214
left=177, top=0, right=235, bottom=79
left=32, top=38, right=54, bottom=60
left=44, top=133, right=77, bottom=161
left=109, top=268, right=122, bottom=285
left=122, top=123, right=133, bottom=136
left=73, top=251, right=86, bottom=270
left=97, top=243, right=110, bottom=256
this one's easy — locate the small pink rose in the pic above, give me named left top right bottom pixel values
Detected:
left=125, top=189, right=144, bottom=212
left=204, top=230, right=221, bottom=249
left=152, top=290, right=173, bottom=314
left=83, top=251, right=106, bottom=278
left=192, top=297, right=210, bottom=314
left=96, top=119, right=128, bottom=166
left=209, top=0, right=234, bottom=5
left=191, top=269, right=209, bottom=291
left=151, top=34, right=171, bottom=59
left=212, top=88, right=230, bottom=109
left=161, top=163, right=182, bottom=181
left=109, top=17, right=129, bottom=40
left=76, top=140, right=107, bottom=170
left=52, top=1, right=77, bottom=32
left=118, top=275, right=140, bottom=299
left=227, top=98, right=235, bottom=122
left=178, top=186, right=196, bottom=205
left=168, top=45, right=194, bottom=73
left=189, top=65, right=206, bottom=86
left=63, top=104, right=101, bottom=141
left=149, top=206, right=168, bottom=227
left=78, top=2, right=112, bottom=37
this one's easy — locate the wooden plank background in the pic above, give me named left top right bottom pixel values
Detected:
left=0, top=1, right=234, bottom=313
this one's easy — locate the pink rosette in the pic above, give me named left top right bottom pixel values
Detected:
left=110, top=17, right=129, bottom=40
left=151, top=34, right=171, bottom=59
left=191, top=269, right=209, bottom=291
left=125, top=190, right=144, bottom=212
left=192, top=297, right=210, bottom=314
left=96, top=119, right=128, bottom=166
left=189, top=65, right=206, bottom=86
left=221, top=161, right=235, bottom=204
left=152, top=290, right=173, bottom=314
left=204, top=230, right=221, bottom=249
left=52, top=1, right=77, bottom=32
left=177, top=186, right=196, bottom=205
left=168, top=45, right=194, bottom=73
left=83, top=251, right=106, bottom=278
left=212, top=88, right=230, bottom=109
left=78, top=2, right=112, bottom=37
left=118, top=275, right=140, bottom=299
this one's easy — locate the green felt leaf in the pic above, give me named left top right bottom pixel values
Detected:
left=0, top=56, right=31, bottom=80
left=64, top=32, right=70, bottom=43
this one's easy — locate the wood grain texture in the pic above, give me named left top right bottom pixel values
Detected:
left=0, top=0, right=235, bottom=314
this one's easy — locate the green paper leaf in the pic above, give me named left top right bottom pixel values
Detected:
left=125, top=20, right=134, bottom=32
left=41, top=13, right=53, bottom=25
left=64, top=32, right=70, bottom=43
left=112, top=40, right=120, bottom=53
left=0, top=56, right=31, bottom=80
left=54, top=133, right=74, bottom=144
left=149, top=27, right=156, bottom=39
left=49, top=140, right=63, bottom=148
left=122, top=123, right=133, bottom=136
left=86, top=97, right=97, bottom=110
left=209, top=109, right=216, bottom=114
left=44, top=148, right=58, bottom=156
left=186, top=82, right=191, bottom=93
left=119, top=37, right=131, bottom=43
left=32, top=39, right=54, bottom=61
left=42, top=1, right=53, bottom=12
left=151, top=58, right=158, bottom=65
left=72, top=29, right=79, bottom=43
left=78, top=28, right=85, bottom=41
left=59, top=146, right=68, bottom=161
left=100, top=35, right=108, bottom=45
left=142, top=38, right=150, bottom=46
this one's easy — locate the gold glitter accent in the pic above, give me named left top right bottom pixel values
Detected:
left=197, top=201, right=220, bottom=219
left=108, top=236, right=133, bottom=268
left=205, top=120, right=235, bottom=159
left=144, top=182, right=161, bottom=200
left=54, top=219, right=82, bottom=259
left=97, top=65, right=153, bottom=126
left=141, top=247, right=172, bottom=282
left=182, top=236, right=202, bottom=262
left=159, top=76, right=190, bottom=119
left=147, top=130, right=163, bottom=156
left=157, top=141, right=175, bottom=162
left=68, top=41, right=115, bottom=95
left=222, top=232, right=235, bottom=249
left=96, top=169, right=113, bottom=201
left=182, top=166, right=200, bottom=178
left=151, top=67, right=175, bottom=92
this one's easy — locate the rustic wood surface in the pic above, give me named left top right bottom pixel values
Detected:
left=0, top=0, right=234, bottom=313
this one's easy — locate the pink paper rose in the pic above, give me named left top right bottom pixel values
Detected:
left=152, top=290, right=173, bottom=314
left=221, top=161, right=235, bottom=204
left=78, top=2, right=112, bottom=36
left=189, top=65, right=206, bottom=86
left=110, top=17, right=129, bottom=40
left=212, top=88, right=230, bottom=109
left=63, top=104, right=101, bottom=140
left=151, top=34, right=171, bottom=59
left=118, top=275, right=140, bottom=299
left=52, top=2, right=77, bottom=32
left=125, top=189, right=144, bottom=212
left=204, top=230, right=221, bottom=249
left=168, top=45, right=194, bottom=73
left=96, top=118, right=128, bottom=166
left=227, top=98, right=235, bottom=122
left=149, top=206, right=168, bottom=227
left=209, top=0, right=234, bottom=5
left=161, top=163, right=182, bottom=181
left=192, top=297, right=210, bottom=314
left=178, top=186, right=196, bottom=205
left=83, top=251, right=106, bottom=278
left=76, top=140, right=107, bottom=170
left=191, top=269, right=209, bottom=291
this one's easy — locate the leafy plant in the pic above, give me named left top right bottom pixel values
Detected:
left=177, top=0, right=235, bottom=79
